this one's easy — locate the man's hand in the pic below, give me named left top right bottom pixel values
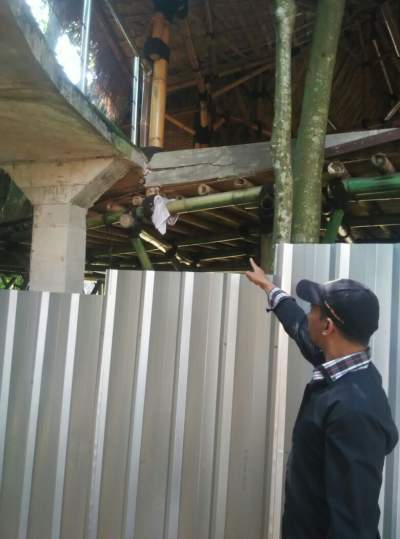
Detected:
left=246, top=258, right=276, bottom=293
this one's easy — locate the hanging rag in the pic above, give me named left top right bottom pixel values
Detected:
left=151, top=195, right=178, bottom=235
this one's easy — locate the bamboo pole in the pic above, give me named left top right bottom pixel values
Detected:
left=211, top=63, right=274, bottom=99
left=322, top=209, right=344, bottom=243
left=165, top=113, right=196, bottom=135
left=327, top=161, right=350, bottom=179
left=166, top=186, right=262, bottom=214
left=148, top=12, right=170, bottom=148
left=341, top=174, right=400, bottom=196
left=371, top=153, right=396, bottom=175
left=131, top=237, right=153, bottom=270
left=182, top=19, right=211, bottom=148
left=291, top=0, right=346, bottom=243
left=198, top=184, right=215, bottom=195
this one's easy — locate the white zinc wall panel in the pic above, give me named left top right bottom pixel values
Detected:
left=0, top=271, right=275, bottom=539
left=0, top=245, right=399, bottom=539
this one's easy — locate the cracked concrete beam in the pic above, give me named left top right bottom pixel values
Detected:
left=145, top=129, right=400, bottom=187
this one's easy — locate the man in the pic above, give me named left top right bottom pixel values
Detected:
left=246, top=258, right=398, bottom=539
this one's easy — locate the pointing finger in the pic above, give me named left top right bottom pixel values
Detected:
left=249, top=257, right=257, bottom=271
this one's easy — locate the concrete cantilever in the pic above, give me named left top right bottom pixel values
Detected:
left=0, top=0, right=147, bottom=292
left=0, top=0, right=146, bottom=167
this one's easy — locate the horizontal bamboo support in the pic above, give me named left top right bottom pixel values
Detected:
left=342, top=174, right=400, bottom=195
left=166, top=186, right=262, bottom=214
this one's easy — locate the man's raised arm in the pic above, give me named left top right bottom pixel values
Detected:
left=246, top=258, right=323, bottom=366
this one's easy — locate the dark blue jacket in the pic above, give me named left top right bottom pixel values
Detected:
left=273, top=296, right=398, bottom=539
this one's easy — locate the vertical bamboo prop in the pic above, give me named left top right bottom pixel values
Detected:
left=291, top=0, right=346, bottom=243
left=148, top=12, right=170, bottom=148
left=262, top=0, right=296, bottom=271
left=195, top=88, right=211, bottom=148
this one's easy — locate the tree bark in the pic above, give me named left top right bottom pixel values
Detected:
left=291, top=0, right=346, bottom=243
left=271, top=0, right=296, bottom=244
left=261, top=0, right=296, bottom=271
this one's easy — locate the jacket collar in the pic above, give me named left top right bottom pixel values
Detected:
left=312, top=348, right=371, bottom=383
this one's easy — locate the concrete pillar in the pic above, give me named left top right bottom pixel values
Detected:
left=4, top=158, right=134, bottom=292
left=30, top=204, right=87, bottom=292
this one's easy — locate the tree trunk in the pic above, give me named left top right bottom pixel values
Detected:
left=262, top=0, right=296, bottom=271
left=271, top=0, right=296, bottom=244
left=291, top=0, right=346, bottom=243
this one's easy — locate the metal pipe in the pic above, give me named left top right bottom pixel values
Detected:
left=322, top=209, right=344, bottom=243
left=131, top=238, right=153, bottom=270
left=131, top=56, right=141, bottom=145
left=80, top=0, right=93, bottom=93
left=140, top=69, right=152, bottom=146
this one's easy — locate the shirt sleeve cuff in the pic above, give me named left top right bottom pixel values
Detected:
left=267, top=287, right=290, bottom=311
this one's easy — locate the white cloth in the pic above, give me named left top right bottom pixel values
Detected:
left=151, top=195, right=178, bottom=235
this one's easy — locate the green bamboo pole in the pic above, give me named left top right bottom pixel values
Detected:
left=322, top=209, right=344, bottom=243
left=131, top=237, right=153, bottom=270
left=291, top=0, right=346, bottom=243
left=87, top=211, right=125, bottom=228
left=271, top=0, right=296, bottom=246
left=166, top=186, right=262, bottom=214
left=342, top=174, right=400, bottom=196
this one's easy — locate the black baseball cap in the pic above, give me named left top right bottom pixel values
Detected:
left=296, top=278, right=379, bottom=343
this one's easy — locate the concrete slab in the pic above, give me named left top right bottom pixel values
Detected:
left=0, top=0, right=145, bottom=168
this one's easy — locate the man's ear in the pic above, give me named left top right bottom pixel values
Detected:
left=322, top=317, right=334, bottom=336
left=326, top=317, right=335, bottom=334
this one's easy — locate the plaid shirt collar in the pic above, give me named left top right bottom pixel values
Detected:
left=312, top=348, right=371, bottom=383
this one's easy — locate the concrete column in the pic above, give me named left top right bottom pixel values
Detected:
left=30, top=204, right=87, bottom=292
left=4, top=158, right=135, bottom=292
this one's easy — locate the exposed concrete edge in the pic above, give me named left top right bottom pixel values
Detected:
left=145, top=128, right=400, bottom=186
left=6, top=0, right=146, bottom=169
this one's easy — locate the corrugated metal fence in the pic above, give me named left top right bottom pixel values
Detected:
left=0, top=244, right=398, bottom=539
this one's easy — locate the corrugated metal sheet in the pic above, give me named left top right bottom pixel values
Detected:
left=0, top=244, right=398, bottom=539
left=0, top=272, right=274, bottom=539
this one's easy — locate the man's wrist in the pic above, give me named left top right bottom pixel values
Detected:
left=262, top=282, right=275, bottom=294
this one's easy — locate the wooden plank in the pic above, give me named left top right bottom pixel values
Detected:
left=146, top=129, right=400, bottom=187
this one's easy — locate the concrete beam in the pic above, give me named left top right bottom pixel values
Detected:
left=3, top=158, right=135, bottom=208
left=146, top=128, right=400, bottom=187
